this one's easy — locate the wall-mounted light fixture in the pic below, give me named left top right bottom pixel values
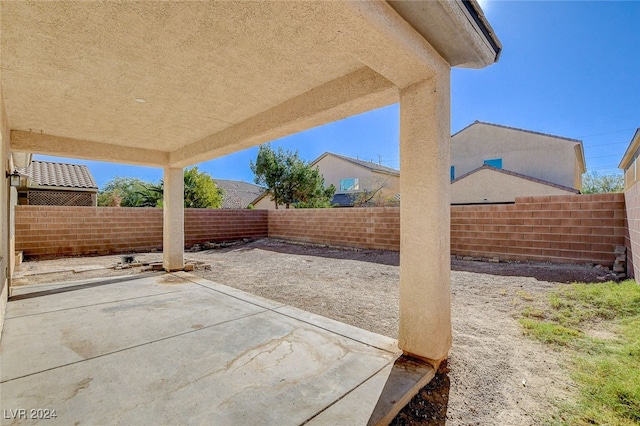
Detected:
left=6, top=170, right=21, bottom=187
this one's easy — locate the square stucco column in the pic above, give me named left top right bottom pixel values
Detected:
left=163, top=167, right=184, bottom=272
left=398, top=73, right=451, bottom=365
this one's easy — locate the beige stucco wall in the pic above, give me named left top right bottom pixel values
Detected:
left=452, top=123, right=583, bottom=190
left=398, top=74, right=452, bottom=364
left=253, top=193, right=281, bottom=210
left=163, top=168, right=185, bottom=272
left=1, top=85, right=11, bottom=339
left=314, top=154, right=400, bottom=198
left=451, top=168, right=576, bottom=204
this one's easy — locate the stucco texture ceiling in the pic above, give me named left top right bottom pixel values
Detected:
left=1, top=1, right=499, bottom=168
left=2, top=2, right=363, bottom=151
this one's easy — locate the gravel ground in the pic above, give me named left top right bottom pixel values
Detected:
left=13, top=238, right=619, bottom=425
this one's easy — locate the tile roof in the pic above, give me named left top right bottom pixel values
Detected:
left=312, top=152, right=400, bottom=176
left=451, top=164, right=580, bottom=194
left=20, top=160, right=98, bottom=189
left=214, top=179, right=265, bottom=209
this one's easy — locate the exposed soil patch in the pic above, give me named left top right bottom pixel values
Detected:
left=12, top=238, right=615, bottom=425
left=451, top=257, right=619, bottom=284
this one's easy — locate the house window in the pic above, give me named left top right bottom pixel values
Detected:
left=484, top=158, right=503, bottom=169
left=340, top=178, right=359, bottom=191
left=450, top=166, right=455, bottom=181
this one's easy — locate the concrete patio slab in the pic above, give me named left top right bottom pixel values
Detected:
left=0, top=273, right=432, bottom=425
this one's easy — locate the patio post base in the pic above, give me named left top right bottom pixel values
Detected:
left=366, top=354, right=437, bottom=426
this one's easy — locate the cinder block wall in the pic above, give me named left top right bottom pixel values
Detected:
left=15, top=194, right=627, bottom=266
left=268, top=207, right=400, bottom=251
left=184, top=209, right=268, bottom=247
left=451, top=193, right=626, bottom=266
left=15, top=206, right=268, bottom=258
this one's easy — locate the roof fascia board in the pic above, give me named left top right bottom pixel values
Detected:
left=10, top=130, right=169, bottom=167
left=452, top=164, right=580, bottom=193
left=452, top=121, right=582, bottom=143
left=334, top=153, right=400, bottom=176
left=460, top=0, right=502, bottom=62
left=250, top=191, right=270, bottom=206
left=388, top=0, right=500, bottom=70
left=574, top=143, right=586, bottom=174
left=309, top=152, right=330, bottom=168
left=313, top=152, right=399, bottom=176
left=619, top=128, right=640, bottom=170
left=25, top=184, right=98, bottom=192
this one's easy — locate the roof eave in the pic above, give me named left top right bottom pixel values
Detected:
left=619, top=128, right=640, bottom=170
left=388, top=0, right=501, bottom=69
left=452, top=164, right=580, bottom=194
left=575, top=143, right=586, bottom=175
left=11, top=152, right=32, bottom=169
left=26, top=184, right=98, bottom=193
left=453, top=121, right=583, bottom=143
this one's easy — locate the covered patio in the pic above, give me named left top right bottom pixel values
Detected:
left=0, top=1, right=500, bottom=422
left=0, top=273, right=416, bottom=425
left=2, top=272, right=434, bottom=424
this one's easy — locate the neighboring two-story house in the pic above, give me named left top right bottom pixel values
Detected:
left=253, top=122, right=586, bottom=208
left=309, top=152, right=400, bottom=207
left=252, top=152, right=400, bottom=209
left=450, top=121, right=586, bottom=204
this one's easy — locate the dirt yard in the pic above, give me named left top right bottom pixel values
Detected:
left=11, top=238, right=620, bottom=425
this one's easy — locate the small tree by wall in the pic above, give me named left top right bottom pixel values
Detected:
left=250, top=144, right=335, bottom=208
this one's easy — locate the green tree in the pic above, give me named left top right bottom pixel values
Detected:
left=182, top=166, right=224, bottom=208
left=581, top=171, right=624, bottom=194
left=98, top=177, right=161, bottom=207
left=97, top=190, right=121, bottom=207
left=98, top=168, right=223, bottom=208
left=290, top=161, right=336, bottom=208
left=251, top=144, right=287, bottom=208
left=250, top=144, right=335, bottom=208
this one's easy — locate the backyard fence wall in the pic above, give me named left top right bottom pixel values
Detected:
left=184, top=209, right=268, bottom=247
left=268, top=207, right=400, bottom=251
left=451, top=193, right=626, bottom=267
left=15, top=194, right=627, bottom=268
left=14, top=206, right=267, bottom=258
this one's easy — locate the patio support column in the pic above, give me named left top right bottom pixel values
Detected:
left=398, top=72, right=451, bottom=366
left=163, top=167, right=184, bottom=272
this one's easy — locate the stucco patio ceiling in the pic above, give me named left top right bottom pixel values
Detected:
left=2, top=0, right=499, bottom=169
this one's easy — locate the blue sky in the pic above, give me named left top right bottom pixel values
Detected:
left=36, top=1, right=640, bottom=189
